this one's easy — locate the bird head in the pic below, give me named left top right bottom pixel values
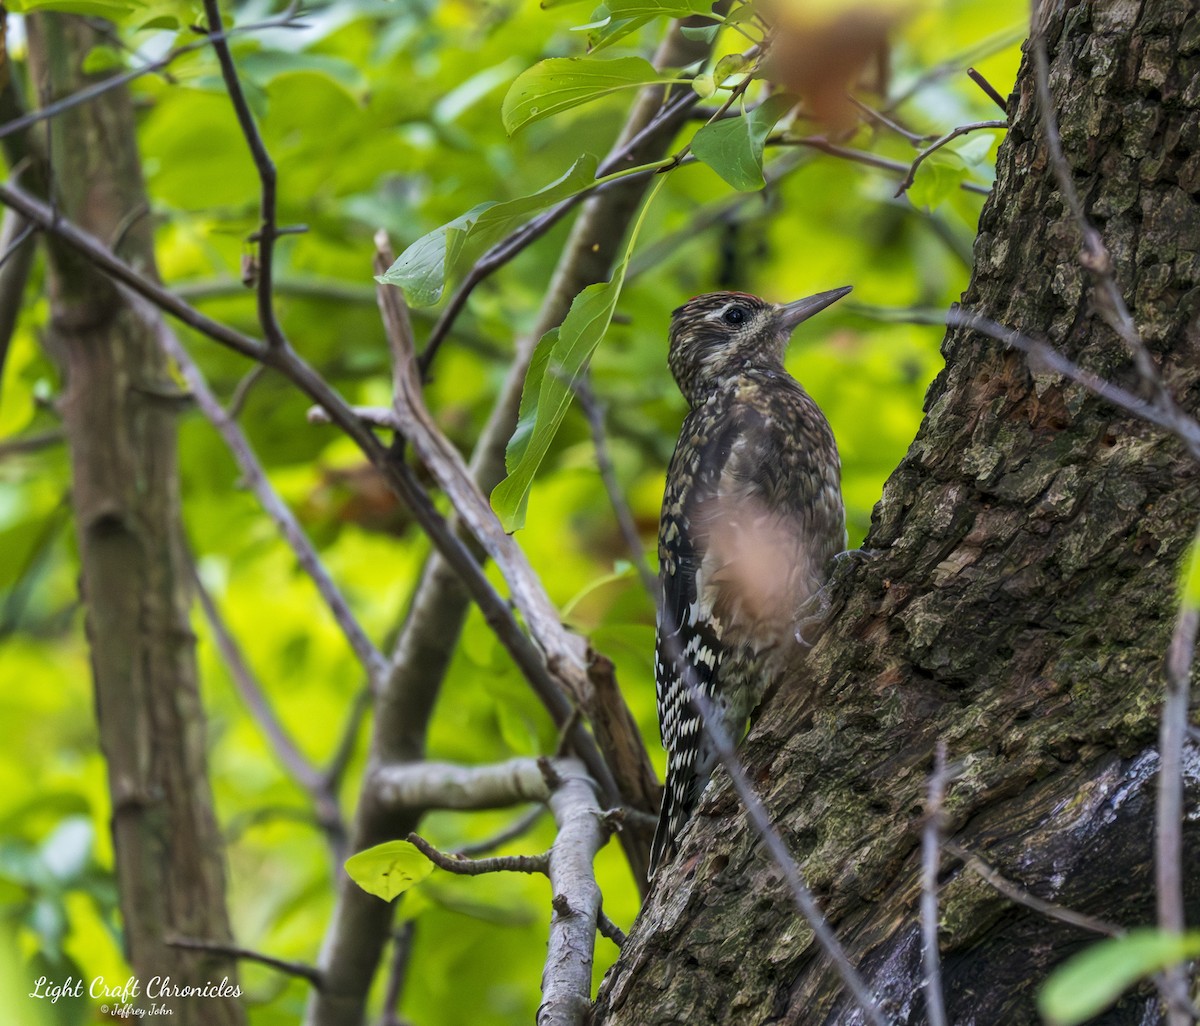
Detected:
left=667, top=287, right=851, bottom=406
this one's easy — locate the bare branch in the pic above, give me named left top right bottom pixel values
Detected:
left=1031, top=36, right=1183, bottom=424
left=226, top=363, right=267, bottom=420
left=776, top=138, right=993, bottom=196
left=893, top=120, right=1007, bottom=198
left=0, top=14, right=303, bottom=143
left=900, top=305, right=1200, bottom=462
left=417, top=86, right=702, bottom=377
left=380, top=921, right=415, bottom=1026
left=408, top=832, right=550, bottom=876
left=0, top=207, right=36, bottom=379
left=154, top=319, right=389, bottom=686
left=541, top=761, right=607, bottom=1026
left=848, top=95, right=936, bottom=144
left=373, top=237, right=655, bottom=831
left=1158, top=602, right=1199, bottom=1026
left=668, top=649, right=889, bottom=1026
left=921, top=741, right=950, bottom=1026
left=166, top=936, right=323, bottom=988
left=322, top=685, right=371, bottom=793
left=572, top=374, right=656, bottom=599
left=597, top=910, right=627, bottom=949
left=943, top=841, right=1122, bottom=937
left=373, top=758, right=553, bottom=811
left=0, top=180, right=266, bottom=360
left=192, top=567, right=320, bottom=790
left=201, top=0, right=287, bottom=349
left=0, top=429, right=64, bottom=460
left=967, top=67, right=1008, bottom=113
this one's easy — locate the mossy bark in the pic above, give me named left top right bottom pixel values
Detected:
left=595, top=1, right=1200, bottom=1023
left=27, top=15, right=244, bottom=1024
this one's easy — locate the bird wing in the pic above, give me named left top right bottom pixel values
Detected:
left=651, top=405, right=749, bottom=874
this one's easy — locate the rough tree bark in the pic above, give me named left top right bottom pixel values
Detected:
left=26, top=16, right=243, bottom=1023
left=596, top=1, right=1200, bottom=1024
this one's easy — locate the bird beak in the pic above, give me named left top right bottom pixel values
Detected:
left=777, top=286, right=853, bottom=332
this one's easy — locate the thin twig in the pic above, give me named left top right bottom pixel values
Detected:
left=967, top=68, right=1008, bottom=113
left=0, top=429, right=64, bottom=460
left=455, top=805, right=548, bottom=857
left=1158, top=603, right=1199, bottom=1026
left=598, top=909, right=626, bottom=948
left=0, top=217, right=35, bottom=270
left=572, top=374, right=656, bottom=599
left=894, top=120, right=1007, bottom=198
left=666, top=644, right=888, bottom=1026
left=848, top=95, right=935, bottom=145
left=777, top=138, right=992, bottom=196
left=0, top=14, right=304, bottom=142
left=191, top=567, right=324, bottom=793
left=202, top=0, right=287, bottom=349
left=192, top=564, right=347, bottom=849
left=322, top=685, right=372, bottom=793
left=898, top=305, right=1200, bottom=462
left=1030, top=37, right=1181, bottom=427
left=155, top=320, right=389, bottom=686
left=921, top=742, right=950, bottom=1026
left=416, top=79, right=705, bottom=378
left=408, top=832, right=549, bottom=876
left=226, top=363, right=267, bottom=420
left=943, top=841, right=1122, bottom=937
left=380, top=921, right=416, bottom=1026
left=165, top=936, right=323, bottom=988
left=0, top=180, right=266, bottom=360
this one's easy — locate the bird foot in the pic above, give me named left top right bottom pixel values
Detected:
left=793, top=549, right=881, bottom=646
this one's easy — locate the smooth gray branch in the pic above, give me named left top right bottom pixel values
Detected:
left=541, top=762, right=607, bottom=1026
left=373, top=758, right=553, bottom=811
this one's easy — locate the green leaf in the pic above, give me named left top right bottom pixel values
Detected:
left=681, top=22, right=721, bottom=42
left=907, top=150, right=970, bottom=211
left=501, top=56, right=665, bottom=135
left=7, top=0, right=139, bottom=15
left=691, top=93, right=794, bottom=191
left=81, top=45, right=126, bottom=74
left=491, top=177, right=667, bottom=531
left=586, top=15, right=653, bottom=53
left=1181, top=528, right=1200, bottom=611
left=344, top=841, right=435, bottom=902
left=606, top=0, right=713, bottom=15
left=950, top=132, right=998, bottom=167
left=379, top=154, right=599, bottom=306
left=1039, top=929, right=1200, bottom=1026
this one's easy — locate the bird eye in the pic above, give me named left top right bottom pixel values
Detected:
left=722, top=306, right=747, bottom=325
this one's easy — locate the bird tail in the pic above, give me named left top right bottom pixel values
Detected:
left=648, top=787, right=676, bottom=881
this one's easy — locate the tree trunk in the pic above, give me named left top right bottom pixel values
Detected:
left=595, top=1, right=1200, bottom=1023
left=27, top=16, right=244, bottom=1023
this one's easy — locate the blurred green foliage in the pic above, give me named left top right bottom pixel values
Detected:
left=0, top=0, right=1022, bottom=1022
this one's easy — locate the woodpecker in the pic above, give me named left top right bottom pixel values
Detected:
left=650, top=287, right=851, bottom=878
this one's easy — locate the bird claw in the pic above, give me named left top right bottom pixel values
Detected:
left=793, top=550, right=880, bottom=646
